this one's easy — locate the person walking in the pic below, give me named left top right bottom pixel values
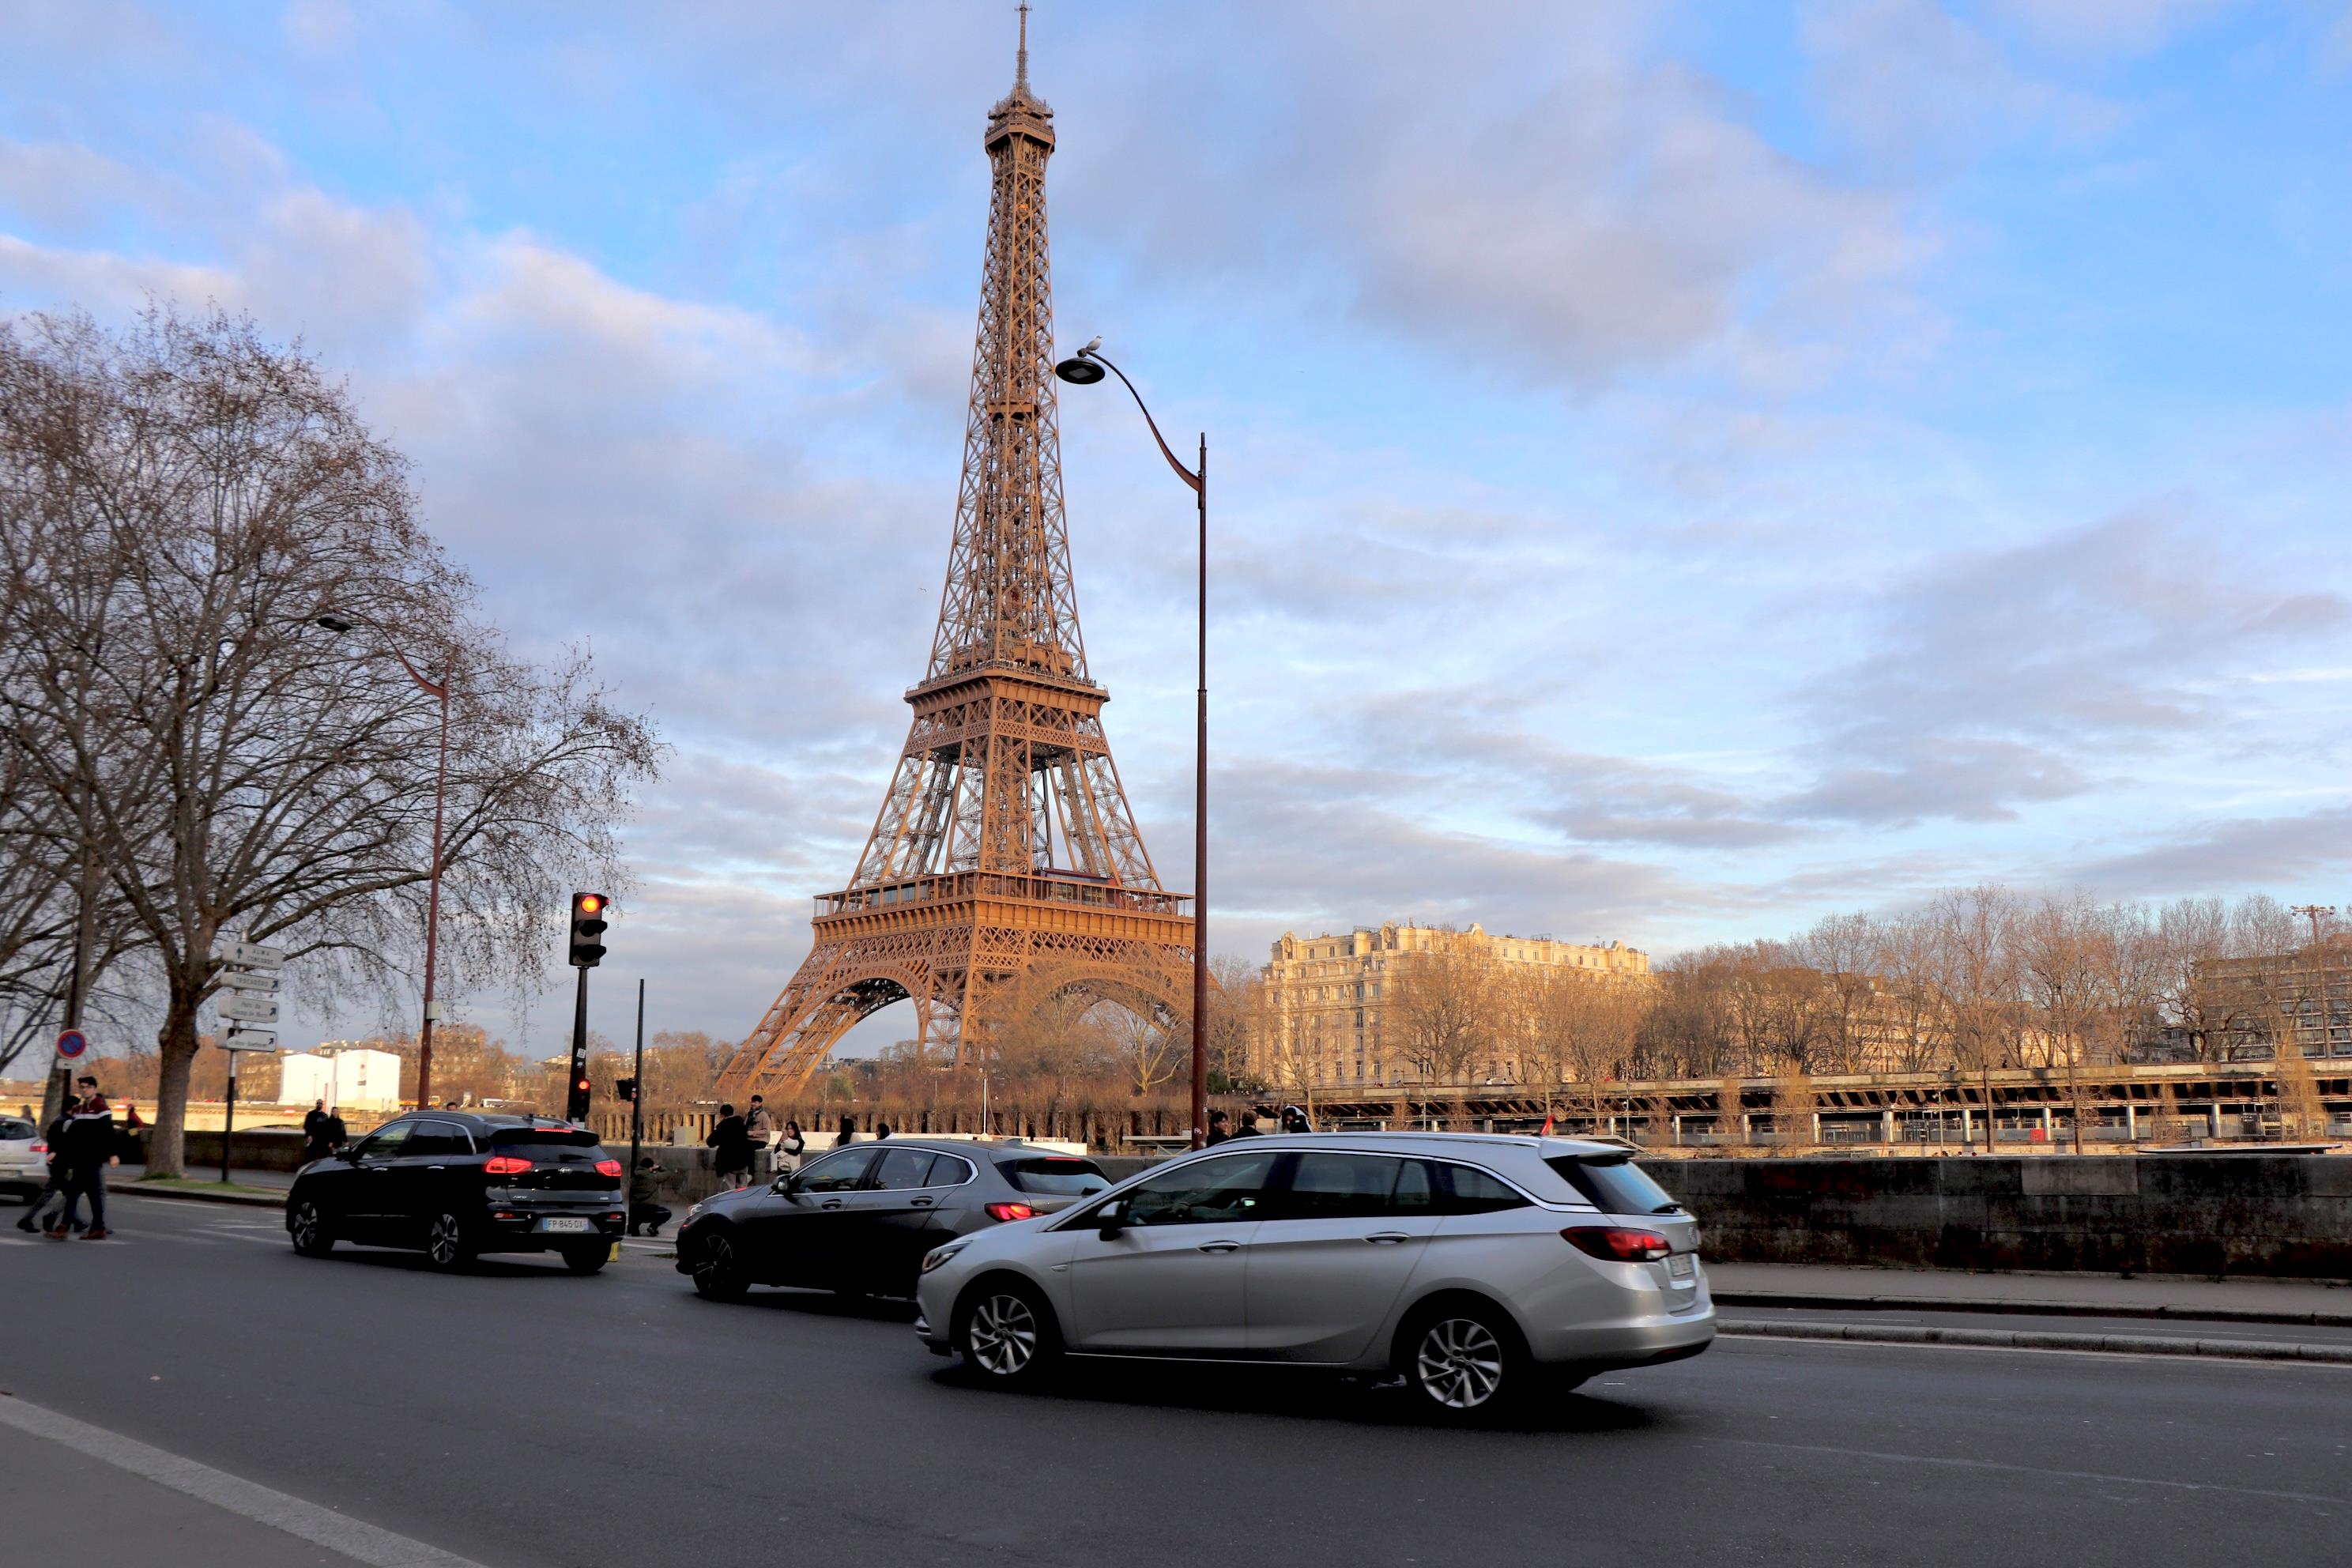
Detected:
left=322, top=1106, right=348, bottom=1153
left=50, top=1076, right=117, bottom=1240
left=627, top=1156, right=673, bottom=1236
left=1204, top=1109, right=1231, bottom=1146
left=776, top=1119, right=807, bottom=1175
left=706, top=1103, right=753, bottom=1191
left=744, top=1095, right=777, bottom=1181
left=15, top=1101, right=74, bottom=1233
left=301, top=1101, right=334, bottom=1163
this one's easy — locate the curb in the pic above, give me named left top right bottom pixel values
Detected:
left=1712, top=1290, right=2352, bottom=1330
left=1717, top=1317, right=2352, bottom=1364
left=108, top=1182, right=285, bottom=1210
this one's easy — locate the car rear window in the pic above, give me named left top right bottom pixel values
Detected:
left=488, top=1126, right=601, bottom=1149
left=1000, top=1155, right=1110, bottom=1197
left=0, top=1118, right=34, bottom=1140
left=1546, top=1155, right=1682, bottom=1215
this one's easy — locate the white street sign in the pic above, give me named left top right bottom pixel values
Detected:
left=217, top=995, right=279, bottom=1023
left=222, top=1033, right=277, bottom=1051
left=220, top=940, right=286, bottom=969
left=220, top=970, right=280, bottom=993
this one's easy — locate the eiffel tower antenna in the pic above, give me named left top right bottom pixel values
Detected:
left=719, top=14, right=1194, bottom=1099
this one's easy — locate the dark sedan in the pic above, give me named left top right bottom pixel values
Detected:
left=675, top=1137, right=1110, bottom=1302
left=285, top=1111, right=626, bottom=1273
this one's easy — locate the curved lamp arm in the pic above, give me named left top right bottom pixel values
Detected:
left=1077, top=352, right=1202, bottom=495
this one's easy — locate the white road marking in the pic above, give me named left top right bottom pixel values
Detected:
left=0, top=1394, right=493, bottom=1568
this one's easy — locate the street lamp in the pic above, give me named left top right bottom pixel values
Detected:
left=1053, top=341, right=1211, bottom=1151
left=317, top=613, right=454, bottom=1110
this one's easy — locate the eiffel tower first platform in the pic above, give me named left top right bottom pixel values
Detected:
left=718, top=22, right=1193, bottom=1099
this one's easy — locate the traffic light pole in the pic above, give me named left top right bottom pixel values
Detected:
left=566, top=964, right=590, bottom=1123
left=626, top=978, right=645, bottom=1232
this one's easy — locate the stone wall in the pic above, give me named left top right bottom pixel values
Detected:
left=1650, top=1154, right=2352, bottom=1279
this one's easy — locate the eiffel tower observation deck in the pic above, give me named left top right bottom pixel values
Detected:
left=719, top=13, right=1195, bottom=1098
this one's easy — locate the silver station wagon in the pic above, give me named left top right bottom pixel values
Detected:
left=914, top=1132, right=1713, bottom=1418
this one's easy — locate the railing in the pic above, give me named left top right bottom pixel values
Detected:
left=817, top=869, right=1189, bottom=919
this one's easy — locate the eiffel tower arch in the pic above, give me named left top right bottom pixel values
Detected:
left=718, top=21, right=1194, bottom=1101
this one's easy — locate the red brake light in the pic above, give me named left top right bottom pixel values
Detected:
left=984, top=1201, right=1037, bottom=1223
left=594, top=1159, right=624, bottom=1178
left=484, top=1155, right=532, bottom=1176
left=1563, top=1227, right=1672, bottom=1263
left=29, top=1142, right=46, bottom=1154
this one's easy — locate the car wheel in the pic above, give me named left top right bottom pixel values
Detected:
left=288, top=1200, right=334, bottom=1257
left=690, top=1230, right=748, bottom=1301
left=957, top=1280, right=1061, bottom=1388
left=561, top=1243, right=609, bottom=1276
left=424, top=1212, right=475, bottom=1272
left=1403, top=1304, right=1521, bottom=1419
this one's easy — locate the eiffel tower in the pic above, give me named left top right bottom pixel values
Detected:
left=718, top=16, right=1193, bottom=1099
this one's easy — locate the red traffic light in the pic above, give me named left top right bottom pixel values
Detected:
left=579, top=894, right=603, bottom=914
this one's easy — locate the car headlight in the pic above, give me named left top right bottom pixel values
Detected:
left=920, top=1239, right=970, bottom=1274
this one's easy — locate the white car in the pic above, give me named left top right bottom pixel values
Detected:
left=914, top=1132, right=1713, bottom=1419
left=0, top=1113, right=48, bottom=1203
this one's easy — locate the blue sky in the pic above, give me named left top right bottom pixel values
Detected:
left=4, top=1, right=2349, bottom=1059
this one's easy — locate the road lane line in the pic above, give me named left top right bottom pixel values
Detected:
left=0, top=1394, right=493, bottom=1568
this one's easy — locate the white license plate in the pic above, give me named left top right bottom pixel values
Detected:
left=1668, top=1253, right=1695, bottom=1280
left=537, top=1217, right=594, bottom=1234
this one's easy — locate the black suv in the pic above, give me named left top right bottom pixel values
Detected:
left=285, top=1111, right=625, bottom=1273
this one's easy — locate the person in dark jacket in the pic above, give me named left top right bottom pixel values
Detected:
left=51, top=1076, right=117, bottom=1239
left=627, top=1156, right=673, bottom=1235
left=301, top=1101, right=334, bottom=1163
left=1204, top=1109, right=1231, bottom=1146
left=706, top=1103, right=753, bottom=1189
left=1227, top=1109, right=1264, bottom=1139
left=15, top=1104, right=74, bottom=1233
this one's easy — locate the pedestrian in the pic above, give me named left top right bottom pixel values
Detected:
left=1204, top=1108, right=1231, bottom=1146
left=707, top=1102, right=753, bottom=1190
left=50, top=1075, right=117, bottom=1240
left=1227, top=1108, right=1264, bottom=1139
left=838, top=1114, right=858, bottom=1147
left=873, top=1122, right=891, bottom=1140
left=322, top=1105, right=348, bottom=1153
left=745, top=1095, right=775, bottom=1147
left=15, top=1101, right=74, bottom=1233
left=301, top=1101, right=334, bottom=1163
left=627, top=1156, right=672, bottom=1236
left=1280, top=1104, right=1314, bottom=1134
left=777, top=1118, right=807, bottom=1174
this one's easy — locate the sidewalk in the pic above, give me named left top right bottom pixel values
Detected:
left=1708, top=1260, right=2352, bottom=1326
left=104, top=1164, right=293, bottom=1209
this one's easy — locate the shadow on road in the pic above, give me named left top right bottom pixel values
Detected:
left=924, top=1358, right=1668, bottom=1434
left=300, top=1246, right=596, bottom=1280
left=700, top=1287, right=923, bottom=1323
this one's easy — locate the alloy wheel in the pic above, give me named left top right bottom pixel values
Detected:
left=967, top=1291, right=1039, bottom=1377
left=694, top=1235, right=741, bottom=1298
left=1415, top=1317, right=1506, bottom=1411
left=290, top=1202, right=324, bottom=1254
left=427, top=1212, right=466, bottom=1268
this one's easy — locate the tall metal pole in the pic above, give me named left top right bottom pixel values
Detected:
left=1190, top=433, right=1208, bottom=1151
left=416, top=680, right=451, bottom=1110
left=567, top=964, right=591, bottom=1124
left=219, top=1050, right=236, bottom=1185
left=627, top=977, right=645, bottom=1231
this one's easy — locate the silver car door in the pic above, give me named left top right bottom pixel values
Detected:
left=1064, top=1148, right=1280, bottom=1353
left=1245, top=1152, right=1438, bottom=1361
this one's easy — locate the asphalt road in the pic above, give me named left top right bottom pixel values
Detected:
left=5, top=1194, right=2347, bottom=1568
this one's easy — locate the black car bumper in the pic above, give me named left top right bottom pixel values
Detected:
left=477, top=1201, right=626, bottom=1252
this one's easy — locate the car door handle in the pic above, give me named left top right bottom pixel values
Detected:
left=1196, top=1241, right=1242, bottom=1254
left=820, top=1199, right=844, bottom=1209
left=909, top=1197, right=934, bottom=1208
left=428, top=1166, right=447, bottom=1171
left=1364, top=1232, right=1410, bottom=1245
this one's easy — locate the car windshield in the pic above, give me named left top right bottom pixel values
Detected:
left=1000, top=1155, right=1110, bottom=1196
left=1545, top=1154, right=1683, bottom=1216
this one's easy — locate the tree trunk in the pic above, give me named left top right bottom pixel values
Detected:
left=149, top=997, right=203, bottom=1178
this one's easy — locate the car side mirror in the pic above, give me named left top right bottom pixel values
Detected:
left=1095, top=1200, right=1129, bottom=1237
left=771, top=1173, right=796, bottom=1196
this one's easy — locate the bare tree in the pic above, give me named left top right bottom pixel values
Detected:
left=0, top=308, right=662, bottom=1175
left=1386, top=947, right=1495, bottom=1103
left=1930, top=885, right=2022, bottom=1153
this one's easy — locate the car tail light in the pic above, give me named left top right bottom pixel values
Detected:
left=484, top=1155, right=532, bottom=1176
left=29, top=1142, right=46, bottom=1154
left=984, top=1201, right=1037, bottom=1223
left=594, top=1159, right=624, bottom=1178
left=1563, top=1227, right=1672, bottom=1263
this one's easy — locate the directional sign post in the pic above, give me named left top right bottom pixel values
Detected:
left=217, top=995, right=279, bottom=1025
left=209, top=937, right=289, bottom=1185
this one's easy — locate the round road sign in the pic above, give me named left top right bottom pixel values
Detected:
left=55, top=1027, right=89, bottom=1058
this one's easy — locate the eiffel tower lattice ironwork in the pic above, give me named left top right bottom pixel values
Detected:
left=718, top=24, right=1193, bottom=1100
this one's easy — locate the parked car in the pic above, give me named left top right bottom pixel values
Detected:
left=675, top=1138, right=1112, bottom=1302
left=913, top=1132, right=1713, bottom=1419
left=284, top=1111, right=625, bottom=1273
left=0, top=1114, right=45, bottom=1202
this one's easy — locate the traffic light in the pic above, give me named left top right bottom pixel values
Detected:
left=615, top=1076, right=637, bottom=1104
left=568, top=1072, right=592, bottom=1121
left=568, top=892, right=609, bottom=967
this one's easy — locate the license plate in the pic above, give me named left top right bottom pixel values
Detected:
left=1668, top=1253, right=1694, bottom=1280
left=537, top=1217, right=594, bottom=1234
